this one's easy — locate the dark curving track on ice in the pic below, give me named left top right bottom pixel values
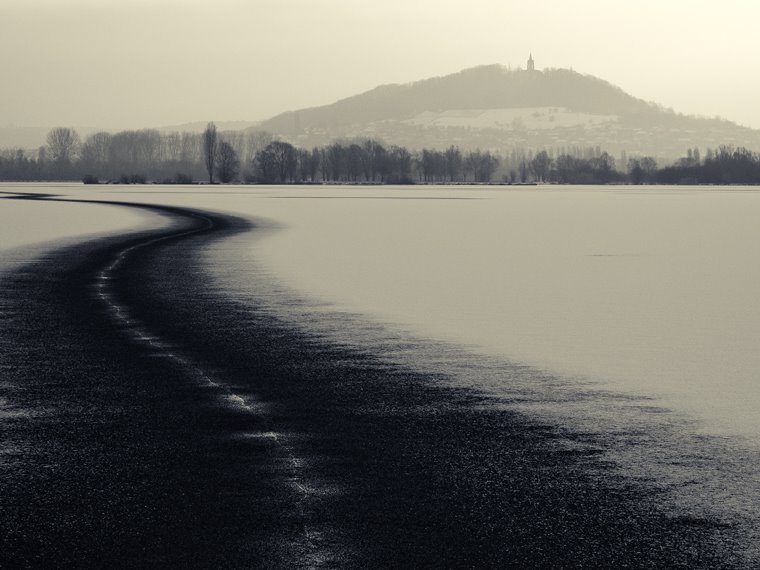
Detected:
left=0, top=195, right=742, bottom=568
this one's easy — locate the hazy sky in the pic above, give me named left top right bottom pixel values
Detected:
left=3, top=0, right=760, bottom=130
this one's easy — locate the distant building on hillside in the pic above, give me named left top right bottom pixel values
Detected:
left=527, top=53, right=535, bottom=72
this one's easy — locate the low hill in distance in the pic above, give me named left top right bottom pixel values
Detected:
left=4, top=64, right=759, bottom=162
left=259, top=64, right=760, bottom=159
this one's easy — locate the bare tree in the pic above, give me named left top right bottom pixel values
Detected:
left=79, top=132, right=112, bottom=175
left=386, top=145, right=412, bottom=183
left=346, top=143, right=365, bottom=181
left=629, top=156, right=658, bottom=184
left=46, top=127, right=81, bottom=164
left=244, top=130, right=274, bottom=165
left=325, top=142, right=344, bottom=181
left=220, top=130, right=246, bottom=167
left=270, top=141, right=297, bottom=183
left=180, top=132, right=200, bottom=163
left=361, top=139, right=386, bottom=182
left=202, top=122, right=218, bottom=183
left=88, top=132, right=112, bottom=164
left=253, top=141, right=296, bottom=183
left=444, top=145, right=462, bottom=182
left=136, top=129, right=161, bottom=168
left=309, top=147, right=321, bottom=182
left=215, top=141, right=240, bottom=183
left=530, top=150, right=552, bottom=182
left=296, top=148, right=311, bottom=182
left=162, top=131, right=183, bottom=163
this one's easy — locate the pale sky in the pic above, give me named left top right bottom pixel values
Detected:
left=3, top=0, right=760, bottom=130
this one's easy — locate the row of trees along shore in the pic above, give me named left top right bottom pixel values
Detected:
left=3, top=123, right=760, bottom=185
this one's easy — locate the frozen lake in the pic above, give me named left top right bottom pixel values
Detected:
left=3, top=183, right=760, bottom=439
left=3, top=183, right=760, bottom=560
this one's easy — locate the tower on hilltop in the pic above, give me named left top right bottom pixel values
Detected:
left=527, top=53, right=535, bottom=72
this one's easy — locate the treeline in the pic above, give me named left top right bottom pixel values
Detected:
left=656, top=146, right=760, bottom=185
left=250, top=141, right=502, bottom=184
left=0, top=124, right=499, bottom=184
left=2, top=123, right=760, bottom=185
left=0, top=126, right=271, bottom=183
left=251, top=139, right=416, bottom=184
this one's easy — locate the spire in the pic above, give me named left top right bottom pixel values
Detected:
left=527, top=53, right=535, bottom=72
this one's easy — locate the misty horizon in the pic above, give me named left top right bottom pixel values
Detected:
left=2, top=60, right=759, bottom=134
left=3, top=0, right=760, bottom=131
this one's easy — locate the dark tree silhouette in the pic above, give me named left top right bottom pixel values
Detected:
left=347, top=144, right=365, bottom=181
left=202, top=122, right=218, bottom=183
left=271, top=141, right=297, bottom=183
left=464, top=150, right=499, bottom=183
left=386, top=145, right=413, bottom=183
left=628, top=156, right=657, bottom=184
left=309, top=147, right=321, bottom=182
left=253, top=141, right=297, bottom=183
left=531, top=150, right=552, bottom=182
left=444, top=146, right=462, bottom=182
left=216, top=141, right=240, bottom=183
left=591, top=152, right=616, bottom=183
left=325, top=142, right=344, bottom=181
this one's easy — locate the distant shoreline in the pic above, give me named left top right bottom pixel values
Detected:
left=7, top=177, right=760, bottom=187
left=80, top=179, right=760, bottom=187
left=5, top=179, right=760, bottom=186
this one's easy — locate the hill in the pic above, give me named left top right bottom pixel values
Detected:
left=258, top=65, right=760, bottom=159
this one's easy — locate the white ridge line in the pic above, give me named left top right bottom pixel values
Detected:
left=90, top=212, right=324, bottom=555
